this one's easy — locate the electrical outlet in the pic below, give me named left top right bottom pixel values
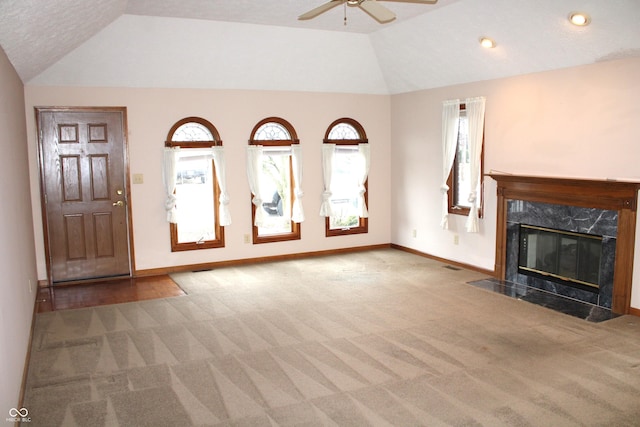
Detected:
left=243, top=234, right=250, bottom=244
left=133, top=173, right=144, bottom=184
left=453, top=234, right=459, bottom=245
left=412, top=229, right=417, bottom=238
left=29, top=279, right=32, bottom=293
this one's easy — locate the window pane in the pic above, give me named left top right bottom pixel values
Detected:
left=175, top=154, right=216, bottom=243
left=328, top=123, right=359, bottom=140
left=254, top=122, right=291, bottom=140
left=258, top=151, right=292, bottom=236
left=455, top=114, right=472, bottom=208
left=330, top=148, right=360, bottom=230
left=172, top=123, right=214, bottom=142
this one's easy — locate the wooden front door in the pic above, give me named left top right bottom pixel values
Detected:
left=37, top=108, right=131, bottom=284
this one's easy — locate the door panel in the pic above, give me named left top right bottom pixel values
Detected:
left=38, top=108, right=131, bottom=283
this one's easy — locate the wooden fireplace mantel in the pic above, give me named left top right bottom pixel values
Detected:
left=489, top=173, right=640, bottom=315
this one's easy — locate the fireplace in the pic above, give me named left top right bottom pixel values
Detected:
left=489, top=174, right=640, bottom=315
left=518, top=224, right=602, bottom=293
left=505, top=201, right=615, bottom=308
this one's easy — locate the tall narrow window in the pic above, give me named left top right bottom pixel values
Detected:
left=451, top=105, right=473, bottom=210
left=320, top=118, right=369, bottom=237
left=164, top=117, right=228, bottom=251
left=247, top=117, right=303, bottom=244
left=446, top=101, right=484, bottom=224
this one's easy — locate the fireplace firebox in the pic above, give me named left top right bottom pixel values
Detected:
left=518, top=224, right=602, bottom=293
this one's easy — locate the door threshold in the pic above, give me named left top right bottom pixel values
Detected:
left=52, top=274, right=132, bottom=287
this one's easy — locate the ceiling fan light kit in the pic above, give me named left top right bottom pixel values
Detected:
left=298, top=0, right=438, bottom=24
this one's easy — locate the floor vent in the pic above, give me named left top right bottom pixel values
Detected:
left=444, top=265, right=461, bottom=271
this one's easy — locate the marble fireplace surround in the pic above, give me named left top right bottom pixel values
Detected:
left=505, top=201, right=616, bottom=309
left=489, top=174, right=640, bottom=315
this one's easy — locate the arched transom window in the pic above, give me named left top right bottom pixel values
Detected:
left=171, top=121, right=215, bottom=142
left=164, top=117, right=229, bottom=251
left=254, top=121, right=291, bottom=140
left=321, top=118, right=369, bottom=237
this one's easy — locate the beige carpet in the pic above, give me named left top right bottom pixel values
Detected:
left=23, top=249, right=640, bottom=426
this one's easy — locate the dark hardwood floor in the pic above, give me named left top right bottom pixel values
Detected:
left=36, top=275, right=186, bottom=313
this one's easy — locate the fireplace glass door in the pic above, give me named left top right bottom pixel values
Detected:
left=518, top=224, right=602, bottom=292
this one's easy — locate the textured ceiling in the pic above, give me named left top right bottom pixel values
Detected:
left=0, top=0, right=127, bottom=82
left=124, top=0, right=456, bottom=33
left=1, top=0, right=639, bottom=94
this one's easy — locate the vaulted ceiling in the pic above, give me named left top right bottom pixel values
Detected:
left=1, top=0, right=639, bottom=94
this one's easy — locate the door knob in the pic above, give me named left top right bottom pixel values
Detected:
left=113, top=201, right=124, bottom=207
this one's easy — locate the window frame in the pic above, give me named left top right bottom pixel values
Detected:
left=248, top=117, right=301, bottom=244
left=165, top=116, right=224, bottom=252
left=447, top=104, right=484, bottom=218
left=323, top=118, right=369, bottom=237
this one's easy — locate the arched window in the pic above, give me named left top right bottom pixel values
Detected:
left=321, top=118, right=369, bottom=237
left=247, top=117, right=303, bottom=244
left=164, top=117, right=229, bottom=251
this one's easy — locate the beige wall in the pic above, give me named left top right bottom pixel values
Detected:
left=390, top=57, right=640, bottom=309
left=0, top=47, right=38, bottom=412
left=24, top=87, right=392, bottom=276
left=22, top=58, right=640, bottom=310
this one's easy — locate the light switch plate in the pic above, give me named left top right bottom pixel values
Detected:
left=133, top=173, right=144, bottom=184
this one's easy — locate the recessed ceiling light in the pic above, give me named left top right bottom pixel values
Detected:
left=569, top=12, right=591, bottom=26
left=479, top=37, right=496, bottom=49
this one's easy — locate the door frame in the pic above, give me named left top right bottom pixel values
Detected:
left=35, top=106, right=136, bottom=285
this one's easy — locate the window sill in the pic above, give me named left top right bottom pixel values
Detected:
left=448, top=206, right=483, bottom=218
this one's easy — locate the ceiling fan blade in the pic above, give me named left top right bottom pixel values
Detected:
left=379, top=0, right=437, bottom=3
left=359, top=0, right=396, bottom=23
left=298, top=0, right=343, bottom=20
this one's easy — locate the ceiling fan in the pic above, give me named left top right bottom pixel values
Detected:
left=298, top=0, right=438, bottom=24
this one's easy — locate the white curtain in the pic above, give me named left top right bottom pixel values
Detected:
left=162, top=147, right=180, bottom=223
left=211, top=146, right=232, bottom=226
left=464, top=96, right=486, bottom=233
left=440, top=99, right=461, bottom=229
left=246, top=145, right=265, bottom=227
left=319, top=144, right=335, bottom=217
left=356, top=143, right=370, bottom=218
left=291, top=145, right=305, bottom=223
